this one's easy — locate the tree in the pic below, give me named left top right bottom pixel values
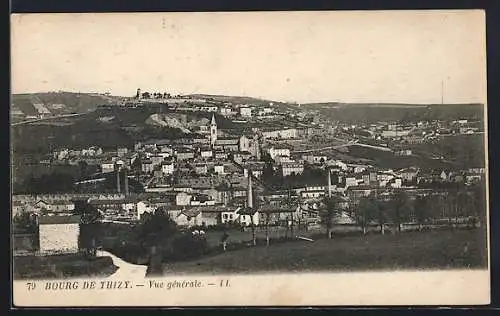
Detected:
left=414, top=195, right=432, bottom=231
left=375, top=200, right=388, bottom=235
left=139, top=208, right=178, bottom=248
left=471, top=182, right=486, bottom=228
left=320, top=195, right=343, bottom=239
left=390, top=191, right=412, bottom=233
left=356, top=197, right=374, bottom=235
left=13, top=211, right=38, bottom=234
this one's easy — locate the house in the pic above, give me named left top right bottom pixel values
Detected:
left=240, top=107, right=252, bottom=117
left=233, top=151, right=252, bottom=164
left=281, top=161, right=304, bottom=177
left=221, top=208, right=239, bottom=224
left=239, top=135, right=251, bottom=152
left=141, top=159, right=154, bottom=173
left=214, top=138, right=240, bottom=152
left=101, top=162, right=115, bottom=173
left=268, top=147, right=290, bottom=160
left=400, top=168, right=419, bottom=182
left=302, top=154, right=328, bottom=165
left=161, top=160, right=175, bottom=175
left=136, top=201, right=155, bottom=220
left=176, top=192, right=192, bottom=206
left=214, top=164, right=225, bottom=175
left=176, top=150, right=195, bottom=161
left=346, top=186, right=374, bottom=206
left=214, top=151, right=229, bottom=160
left=200, top=147, right=213, bottom=158
left=175, top=209, right=203, bottom=227
left=117, top=148, right=129, bottom=157
left=301, top=185, right=327, bottom=199
left=37, top=214, right=81, bottom=253
left=236, top=208, right=260, bottom=226
left=395, top=149, right=412, bottom=156
left=194, top=163, right=208, bottom=175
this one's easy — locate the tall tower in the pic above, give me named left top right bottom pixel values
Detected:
left=124, top=168, right=129, bottom=197
left=136, top=88, right=142, bottom=99
left=210, top=114, right=218, bottom=146
left=247, top=174, right=253, bottom=208
left=116, top=165, right=121, bottom=194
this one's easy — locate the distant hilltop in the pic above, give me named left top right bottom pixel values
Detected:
left=11, top=91, right=126, bottom=118
left=11, top=90, right=484, bottom=122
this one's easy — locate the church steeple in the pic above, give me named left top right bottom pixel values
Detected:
left=210, top=114, right=218, bottom=146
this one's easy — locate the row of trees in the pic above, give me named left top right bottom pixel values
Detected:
left=320, top=184, right=486, bottom=238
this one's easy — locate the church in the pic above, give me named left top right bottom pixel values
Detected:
left=207, top=114, right=261, bottom=160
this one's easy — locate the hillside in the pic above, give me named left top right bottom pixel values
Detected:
left=11, top=92, right=122, bottom=116
left=302, top=102, right=484, bottom=123
left=187, top=93, right=298, bottom=111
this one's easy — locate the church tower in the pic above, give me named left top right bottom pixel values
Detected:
left=210, top=114, right=218, bottom=146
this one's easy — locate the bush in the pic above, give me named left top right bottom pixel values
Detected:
left=165, top=233, right=209, bottom=262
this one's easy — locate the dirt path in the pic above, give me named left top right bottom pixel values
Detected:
left=97, top=250, right=147, bottom=279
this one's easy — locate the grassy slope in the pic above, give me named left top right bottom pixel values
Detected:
left=163, top=228, right=487, bottom=274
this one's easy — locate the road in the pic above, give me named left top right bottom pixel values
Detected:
left=97, top=250, right=147, bottom=279
left=11, top=113, right=85, bottom=126
left=291, top=140, right=358, bottom=154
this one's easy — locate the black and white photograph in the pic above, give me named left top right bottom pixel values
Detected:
left=11, top=10, right=489, bottom=306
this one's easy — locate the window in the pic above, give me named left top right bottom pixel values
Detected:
left=223, top=214, right=228, bottom=219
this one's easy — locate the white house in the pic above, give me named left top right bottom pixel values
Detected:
left=236, top=209, right=260, bottom=226
left=101, top=162, right=115, bottom=173
left=268, top=147, right=291, bottom=160
left=161, top=161, right=175, bottom=175
left=221, top=209, right=239, bottom=224
left=38, top=214, right=81, bottom=253
left=214, top=164, right=225, bottom=175
left=240, top=107, right=252, bottom=117
left=136, top=201, right=155, bottom=220
left=176, top=192, right=192, bottom=206
left=200, top=148, right=213, bottom=158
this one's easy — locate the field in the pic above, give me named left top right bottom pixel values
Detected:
left=13, top=254, right=118, bottom=279
left=162, top=228, right=487, bottom=274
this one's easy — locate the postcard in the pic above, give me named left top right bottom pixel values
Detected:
left=11, top=10, right=489, bottom=307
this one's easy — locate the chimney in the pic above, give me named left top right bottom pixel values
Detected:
left=327, top=168, right=332, bottom=197
left=116, top=165, right=121, bottom=194
left=247, top=175, right=253, bottom=208
left=124, top=168, right=129, bottom=197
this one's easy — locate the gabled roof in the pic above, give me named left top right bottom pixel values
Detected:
left=38, top=214, right=81, bottom=225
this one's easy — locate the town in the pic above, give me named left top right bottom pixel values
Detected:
left=12, top=89, right=487, bottom=278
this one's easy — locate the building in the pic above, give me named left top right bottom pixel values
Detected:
left=213, top=138, right=240, bottom=152
left=161, top=160, right=175, bottom=175
left=214, top=164, right=225, bottom=175
left=176, top=149, right=195, bottom=161
left=141, top=159, right=154, bottom=173
left=302, top=154, right=328, bottom=165
left=262, top=128, right=298, bottom=140
left=175, top=209, right=203, bottom=227
left=281, top=162, right=305, bottom=177
left=38, top=214, right=81, bottom=253
left=240, top=107, right=252, bottom=117
left=200, top=147, right=213, bottom=158
left=176, top=192, right=192, bottom=206
left=268, top=147, right=291, bottom=160
left=117, top=147, right=128, bottom=157
left=395, top=149, right=413, bottom=156
left=194, top=163, right=208, bottom=175
left=101, top=162, right=115, bottom=174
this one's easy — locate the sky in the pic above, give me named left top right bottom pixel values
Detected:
left=11, top=10, right=486, bottom=104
